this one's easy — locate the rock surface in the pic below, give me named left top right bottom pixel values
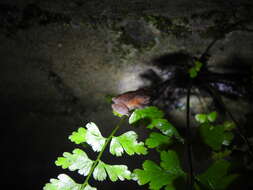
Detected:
left=1, top=0, right=253, bottom=189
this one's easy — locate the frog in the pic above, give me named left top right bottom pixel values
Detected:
left=111, top=89, right=151, bottom=116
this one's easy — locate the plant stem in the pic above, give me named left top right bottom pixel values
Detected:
left=186, top=85, right=194, bottom=190
left=80, top=116, right=127, bottom=190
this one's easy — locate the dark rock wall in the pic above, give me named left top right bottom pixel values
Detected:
left=1, top=0, right=253, bottom=189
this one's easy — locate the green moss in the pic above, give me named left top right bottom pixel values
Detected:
left=118, top=30, right=156, bottom=50
left=142, top=14, right=190, bottom=38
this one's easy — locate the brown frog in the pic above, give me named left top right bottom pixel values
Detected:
left=111, top=89, right=151, bottom=116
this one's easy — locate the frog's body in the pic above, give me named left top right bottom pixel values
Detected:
left=112, top=89, right=151, bottom=115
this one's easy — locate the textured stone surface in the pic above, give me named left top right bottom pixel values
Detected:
left=1, top=0, right=253, bottom=189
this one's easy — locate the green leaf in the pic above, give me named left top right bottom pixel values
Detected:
left=113, top=110, right=124, bottom=117
left=207, top=112, right=217, bottom=122
left=85, top=122, right=106, bottom=152
left=110, top=131, right=147, bottom=156
left=134, top=160, right=170, bottom=190
left=110, top=137, right=124, bottom=156
left=189, top=61, right=202, bottom=78
left=223, top=121, right=236, bottom=131
left=197, top=160, right=238, bottom=190
left=55, top=157, right=71, bottom=169
left=189, top=68, right=198, bottom=78
left=145, top=132, right=172, bottom=148
left=199, top=124, right=224, bottom=151
left=222, top=132, right=234, bottom=146
left=212, top=149, right=232, bottom=160
left=104, top=94, right=114, bottom=103
left=68, top=123, right=106, bottom=152
left=43, top=174, right=94, bottom=190
left=199, top=124, right=234, bottom=151
left=195, top=114, right=208, bottom=123
left=69, top=127, right=87, bottom=144
left=104, top=163, right=132, bottom=181
left=93, top=161, right=131, bottom=182
left=93, top=161, right=107, bottom=181
left=129, top=106, right=164, bottom=124
left=55, top=149, right=93, bottom=176
left=134, top=151, right=185, bottom=190
left=129, top=107, right=183, bottom=143
left=194, top=61, right=203, bottom=71
left=194, top=183, right=201, bottom=190
left=165, top=184, right=176, bottom=190
left=195, top=112, right=217, bottom=123
left=83, top=185, right=97, bottom=190
left=147, top=119, right=184, bottom=143
left=160, top=151, right=186, bottom=177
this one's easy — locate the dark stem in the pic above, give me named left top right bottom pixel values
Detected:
left=186, top=84, right=194, bottom=190
left=199, top=38, right=218, bottom=64
left=198, top=18, right=251, bottom=65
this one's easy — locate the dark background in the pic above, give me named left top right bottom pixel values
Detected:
left=1, top=0, right=253, bottom=189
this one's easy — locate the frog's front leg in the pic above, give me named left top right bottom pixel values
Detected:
left=112, top=103, right=130, bottom=116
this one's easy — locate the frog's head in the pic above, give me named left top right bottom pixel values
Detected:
left=111, top=97, right=116, bottom=102
left=111, top=102, right=130, bottom=116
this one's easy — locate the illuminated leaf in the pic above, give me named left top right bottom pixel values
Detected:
left=104, top=163, right=131, bottom=181
left=195, top=112, right=217, bottom=123
left=129, top=107, right=164, bottom=124
left=69, top=127, right=87, bottom=144
left=195, top=114, right=208, bottom=123
left=110, top=137, right=124, bottom=156
left=207, top=112, right=217, bottom=122
left=85, top=122, right=106, bottom=152
left=110, top=131, right=147, bottom=156
left=134, top=151, right=185, bottom=190
left=129, top=107, right=183, bottom=143
left=147, top=119, right=184, bottom=143
left=55, top=149, right=93, bottom=176
left=68, top=123, right=106, bottom=152
left=145, top=132, right=172, bottom=148
left=93, top=161, right=131, bottom=182
left=83, top=185, right=97, bottom=190
left=55, top=157, right=71, bottom=169
left=43, top=174, right=96, bottom=190
left=197, top=160, right=238, bottom=190
left=93, top=161, right=107, bottom=181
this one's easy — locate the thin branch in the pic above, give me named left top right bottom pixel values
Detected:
left=195, top=90, right=209, bottom=113
left=186, top=84, right=194, bottom=190
left=199, top=38, right=218, bottom=64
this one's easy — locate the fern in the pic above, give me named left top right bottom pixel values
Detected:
left=44, top=115, right=146, bottom=190
left=195, top=112, right=235, bottom=151
left=134, top=150, right=186, bottom=190
left=44, top=107, right=239, bottom=190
